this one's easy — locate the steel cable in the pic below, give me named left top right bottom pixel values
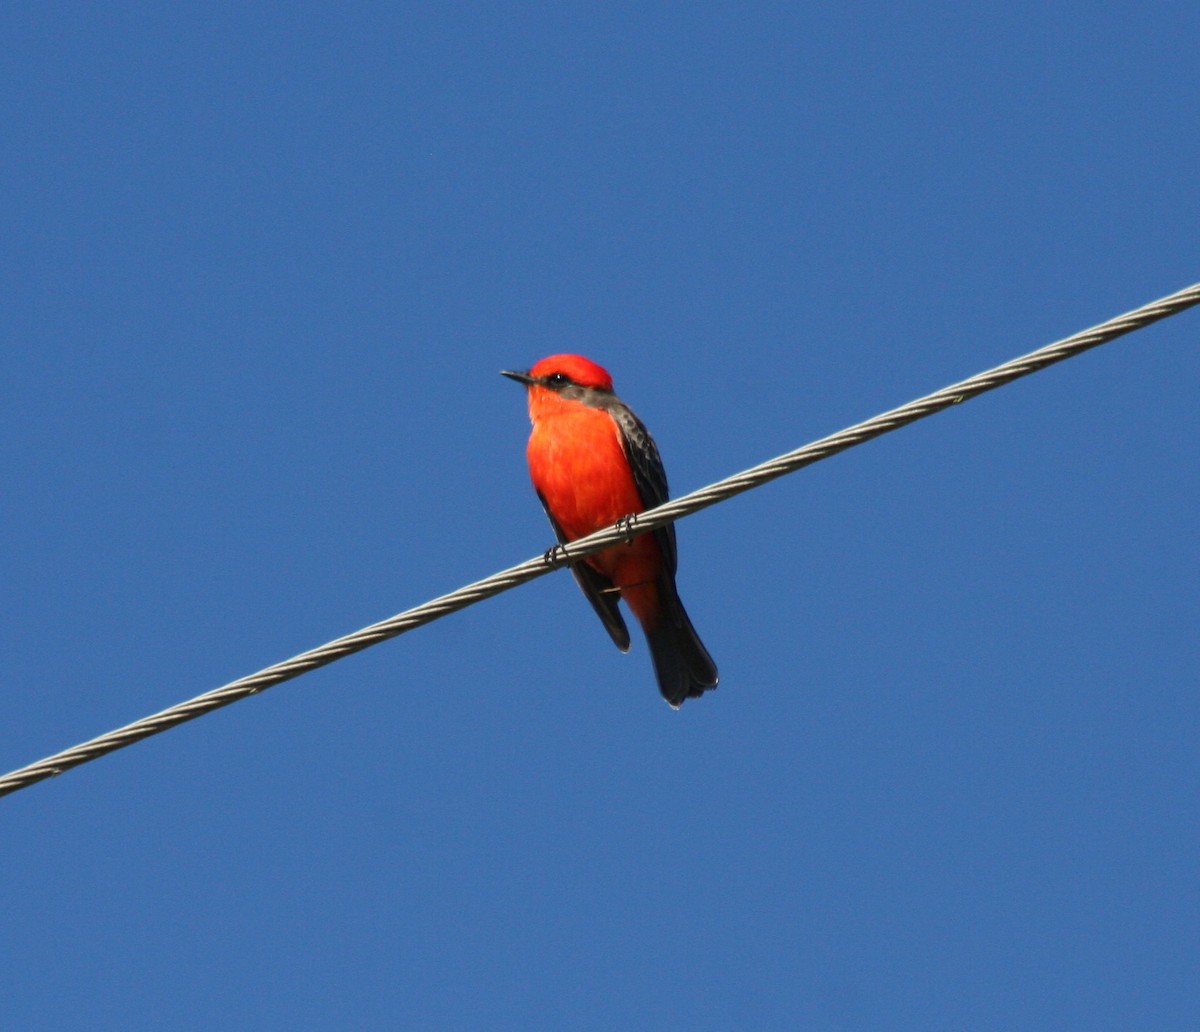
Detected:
left=2, top=280, right=1197, bottom=799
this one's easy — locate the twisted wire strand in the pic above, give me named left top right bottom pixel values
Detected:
left=2, top=281, right=1197, bottom=799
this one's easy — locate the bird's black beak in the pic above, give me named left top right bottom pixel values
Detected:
left=501, top=369, right=534, bottom=386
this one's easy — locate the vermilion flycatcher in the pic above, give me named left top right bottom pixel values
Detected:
left=502, top=354, right=718, bottom=707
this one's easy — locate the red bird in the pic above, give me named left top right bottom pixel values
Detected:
left=503, top=354, right=718, bottom=707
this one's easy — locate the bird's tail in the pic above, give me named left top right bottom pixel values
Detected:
left=643, top=578, right=719, bottom=708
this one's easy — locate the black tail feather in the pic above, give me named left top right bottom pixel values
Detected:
left=643, top=580, right=718, bottom=708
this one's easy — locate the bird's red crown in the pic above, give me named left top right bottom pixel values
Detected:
left=528, top=354, right=614, bottom=391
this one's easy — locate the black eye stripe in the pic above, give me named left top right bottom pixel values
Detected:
left=545, top=372, right=571, bottom=387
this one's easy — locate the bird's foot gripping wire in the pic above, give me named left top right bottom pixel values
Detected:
left=543, top=543, right=569, bottom=568
left=615, top=513, right=639, bottom=543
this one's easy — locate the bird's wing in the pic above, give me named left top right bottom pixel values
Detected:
left=608, top=404, right=677, bottom=575
left=537, top=492, right=631, bottom=652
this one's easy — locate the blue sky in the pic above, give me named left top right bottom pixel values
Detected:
left=3, top=3, right=1197, bottom=1029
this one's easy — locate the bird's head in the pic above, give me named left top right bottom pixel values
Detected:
left=502, top=354, right=614, bottom=391
left=501, top=354, right=616, bottom=419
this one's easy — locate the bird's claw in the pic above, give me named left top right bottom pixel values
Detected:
left=543, top=543, right=568, bottom=567
left=615, top=513, right=639, bottom=543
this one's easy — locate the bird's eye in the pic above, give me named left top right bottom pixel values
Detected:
left=545, top=373, right=570, bottom=388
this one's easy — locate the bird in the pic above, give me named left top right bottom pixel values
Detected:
left=502, top=354, right=718, bottom=707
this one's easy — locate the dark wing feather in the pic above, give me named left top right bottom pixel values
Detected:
left=607, top=403, right=677, bottom=575
left=606, top=401, right=718, bottom=705
left=537, top=491, right=631, bottom=652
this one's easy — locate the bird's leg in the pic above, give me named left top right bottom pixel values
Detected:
left=543, top=543, right=569, bottom=567
left=615, top=513, right=639, bottom=543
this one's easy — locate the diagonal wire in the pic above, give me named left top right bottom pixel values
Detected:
left=2, top=281, right=1198, bottom=800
